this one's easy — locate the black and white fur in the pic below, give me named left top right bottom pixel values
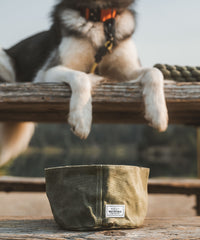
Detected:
left=0, top=0, right=168, bottom=166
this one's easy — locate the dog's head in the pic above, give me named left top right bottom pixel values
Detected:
left=56, top=0, right=135, bottom=9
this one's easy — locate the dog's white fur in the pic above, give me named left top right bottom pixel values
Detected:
left=0, top=47, right=15, bottom=83
left=0, top=6, right=168, bottom=166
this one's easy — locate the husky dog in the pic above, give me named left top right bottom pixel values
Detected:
left=0, top=0, right=168, bottom=166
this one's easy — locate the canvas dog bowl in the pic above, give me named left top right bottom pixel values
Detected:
left=45, top=165, right=150, bottom=230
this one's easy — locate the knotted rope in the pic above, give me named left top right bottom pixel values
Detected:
left=154, top=64, right=200, bottom=82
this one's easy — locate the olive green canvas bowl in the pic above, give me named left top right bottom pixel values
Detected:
left=45, top=165, right=150, bottom=231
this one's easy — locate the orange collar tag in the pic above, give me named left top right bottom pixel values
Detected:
left=101, top=9, right=117, bottom=22
left=85, top=8, right=117, bottom=22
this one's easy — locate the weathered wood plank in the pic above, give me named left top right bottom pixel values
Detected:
left=0, top=82, right=200, bottom=124
left=0, top=217, right=199, bottom=239
left=0, top=176, right=45, bottom=192
left=1, top=176, right=200, bottom=195
left=148, top=178, right=200, bottom=195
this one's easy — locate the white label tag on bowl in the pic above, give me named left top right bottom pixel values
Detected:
left=106, top=205, right=125, bottom=218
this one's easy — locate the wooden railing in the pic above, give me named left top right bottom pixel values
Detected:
left=0, top=82, right=200, bottom=124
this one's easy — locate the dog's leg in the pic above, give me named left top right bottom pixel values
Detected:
left=0, top=123, right=35, bottom=166
left=0, top=47, right=36, bottom=166
left=129, top=67, right=168, bottom=132
left=39, top=66, right=103, bottom=139
left=102, top=38, right=168, bottom=132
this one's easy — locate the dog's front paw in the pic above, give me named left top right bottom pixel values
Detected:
left=68, top=72, right=93, bottom=139
left=145, top=103, right=168, bottom=132
left=142, top=68, right=168, bottom=132
left=68, top=100, right=92, bottom=139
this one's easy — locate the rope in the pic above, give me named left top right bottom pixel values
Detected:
left=154, top=64, right=200, bottom=82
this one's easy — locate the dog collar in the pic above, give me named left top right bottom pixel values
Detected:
left=81, top=8, right=117, bottom=73
left=90, top=15, right=116, bottom=74
left=84, top=8, right=117, bottom=22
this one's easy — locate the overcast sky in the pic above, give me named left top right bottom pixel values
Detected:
left=0, top=0, right=199, bottom=67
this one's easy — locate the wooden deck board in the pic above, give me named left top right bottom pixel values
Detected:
left=0, top=217, right=199, bottom=239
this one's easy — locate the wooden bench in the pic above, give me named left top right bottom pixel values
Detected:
left=0, top=216, right=199, bottom=239
left=0, top=176, right=200, bottom=216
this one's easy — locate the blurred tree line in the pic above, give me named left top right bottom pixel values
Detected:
left=0, top=124, right=197, bottom=178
